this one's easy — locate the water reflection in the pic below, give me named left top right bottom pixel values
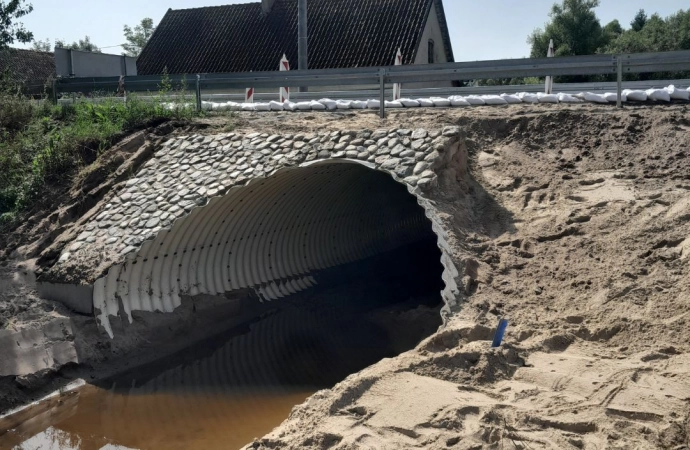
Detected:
left=1, top=241, right=443, bottom=450
left=1, top=301, right=440, bottom=450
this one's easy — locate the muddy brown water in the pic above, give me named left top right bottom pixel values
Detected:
left=1, top=241, right=444, bottom=450
left=1, top=303, right=439, bottom=450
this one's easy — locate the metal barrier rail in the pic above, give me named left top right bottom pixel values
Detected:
left=52, top=50, right=690, bottom=118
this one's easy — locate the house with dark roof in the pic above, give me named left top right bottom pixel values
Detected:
left=0, top=48, right=55, bottom=93
left=137, top=0, right=454, bottom=76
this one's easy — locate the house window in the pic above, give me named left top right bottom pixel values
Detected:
left=428, top=40, right=435, bottom=64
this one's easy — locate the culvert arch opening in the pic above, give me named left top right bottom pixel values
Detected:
left=13, top=160, right=456, bottom=448
left=94, top=162, right=450, bottom=381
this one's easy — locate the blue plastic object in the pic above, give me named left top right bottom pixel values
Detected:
left=491, top=319, right=509, bottom=348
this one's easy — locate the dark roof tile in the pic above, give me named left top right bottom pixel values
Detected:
left=0, top=48, right=55, bottom=86
left=138, top=0, right=453, bottom=75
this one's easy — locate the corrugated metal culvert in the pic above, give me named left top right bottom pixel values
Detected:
left=94, top=160, right=456, bottom=337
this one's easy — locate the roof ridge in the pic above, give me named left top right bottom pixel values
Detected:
left=3, top=47, right=53, bottom=55
left=169, top=1, right=261, bottom=13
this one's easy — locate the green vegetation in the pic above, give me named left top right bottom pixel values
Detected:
left=0, top=0, right=34, bottom=48
left=529, top=1, right=690, bottom=81
left=123, top=18, right=156, bottom=57
left=0, top=89, right=196, bottom=227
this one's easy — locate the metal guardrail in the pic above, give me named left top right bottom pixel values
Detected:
left=52, top=50, right=690, bottom=118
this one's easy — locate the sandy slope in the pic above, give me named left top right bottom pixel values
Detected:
left=240, top=105, right=690, bottom=449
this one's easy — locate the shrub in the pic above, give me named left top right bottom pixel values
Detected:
left=0, top=90, right=198, bottom=226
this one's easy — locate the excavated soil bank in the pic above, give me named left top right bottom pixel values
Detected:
left=1, top=104, right=690, bottom=449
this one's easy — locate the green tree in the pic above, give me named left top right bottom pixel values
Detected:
left=122, top=18, right=155, bottom=57
left=631, top=9, right=648, bottom=32
left=0, top=0, right=33, bottom=48
left=55, top=35, right=100, bottom=52
left=528, top=0, right=608, bottom=58
left=31, top=38, right=51, bottom=52
left=603, top=19, right=623, bottom=42
left=604, top=10, right=690, bottom=80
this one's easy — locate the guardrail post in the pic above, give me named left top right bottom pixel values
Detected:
left=195, top=74, right=202, bottom=112
left=379, top=69, right=386, bottom=119
left=616, top=56, right=623, bottom=108
left=51, top=79, right=58, bottom=105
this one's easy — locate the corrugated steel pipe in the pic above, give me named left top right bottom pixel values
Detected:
left=94, top=161, right=452, bottom=337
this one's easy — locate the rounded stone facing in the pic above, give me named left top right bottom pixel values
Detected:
left=55, top=128, right=451, bottom=268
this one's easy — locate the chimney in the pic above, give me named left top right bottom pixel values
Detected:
left=262, top=0, right=275, bottom=14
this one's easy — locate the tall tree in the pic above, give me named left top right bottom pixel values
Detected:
left=55, top=36, right=100, bottom=52
left=602, top=19, right=623, bottom=42
left=528, top=0, right=608, bottom=58
left=31, top=38, right=50, bottom=52
left=0, top=0, right=33, bottom=48
left=122, top=18, right=155, bottom=57
left=631, top=9, right=648, bottom=32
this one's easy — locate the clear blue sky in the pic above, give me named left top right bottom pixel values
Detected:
left=14, top=0, right=689, bottom=61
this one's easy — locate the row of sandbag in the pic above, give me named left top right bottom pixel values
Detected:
left=187, top=84, right=690, bottom=112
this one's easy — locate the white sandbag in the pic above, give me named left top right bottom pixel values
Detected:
left=227, top=101, right=242, bottom=111
left=623, top=89, right=647, bottom=102
left=310, top=100, right=326, bottom=110
left=501, top=94, right=522, bottom=104
left=295, top=101, right=312, bottom=110
left=385, top=100, right=403, bottom=108
left=283, top=101, right=297, bottom=111
left=482, top=95, right=508, bottom=105
left=416, top=98, right=435, bottom=107
left=537, top=93, right=559, bottom=103
left=201, top=101, right=214, bottom=111
left=399, top=98, right=420, bottom=107
left=241, top=103, right=256, bottom=111
left=558, top=93, right=583, bottom=103
left=335, top=100, right=351, bottom=109
left=465, top=95, right=485, bottom=105
left=581, top=92, right=607, bottom=104
left=518, top=92, right=539, bottom=103
left=646, top=88, right=670, bottom=102
left=666, top=85, right=690, bottom=100
left=366, top=99, right=381, bottom=109
left=603, top=92, right=626, bottom=103
left=319, top=98, right=338, bottom=110
left=350, top=100, right=367, bottom=109
left=255, top=102, right=271, bottom=111
left=269, top=101, right=284, bottom=111
left=430, top=97, right=451, bottom=107
left=449, top=96, right=470, bottom=107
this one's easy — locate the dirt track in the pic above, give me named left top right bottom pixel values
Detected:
left=2, top=104, right=690, bottom=448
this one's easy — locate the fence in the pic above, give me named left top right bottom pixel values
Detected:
left=51, top=50, right=690, bottom=118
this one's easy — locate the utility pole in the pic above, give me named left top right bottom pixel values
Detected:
left=298, top=0, right=308, bottom=91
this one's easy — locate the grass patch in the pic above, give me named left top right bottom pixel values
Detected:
left=0, top=90, right=198, bottom=230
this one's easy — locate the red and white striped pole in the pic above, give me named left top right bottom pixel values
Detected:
left=246, top=70, right=254, bottom=103
left=280, top=54, right=290, bottom=102
left=393, top=48, right=402, bottom=101
left=545, top=39, right=554, bottom=94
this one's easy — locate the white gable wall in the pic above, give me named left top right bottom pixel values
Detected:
left=409, top=2, right=452, bottom=88
left=414, top=2, right=449, bottom=65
